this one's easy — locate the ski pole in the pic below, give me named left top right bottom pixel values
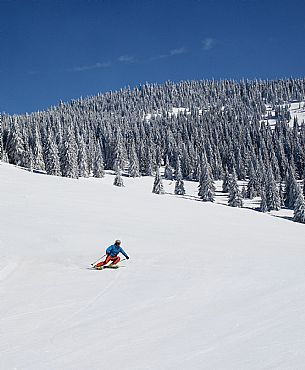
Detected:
left=91, top=254, right=106, bottom=266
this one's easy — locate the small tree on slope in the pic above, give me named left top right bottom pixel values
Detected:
left=128, top=144, right=140, bottom=177
left=32, top=127, right=45, bottom=171
left=260, top=188, right=268, bottom=212
left=198, top=154, right=215, bottom=202
left=152, top=167, right=164, bottom=194
left=93, top=148, right=105, bottom=178
left=266, top=166, right=281, bottom=211
left=279, top=182, right=285, bottom=207
left=246, top=165, right=260, bottom=199
left=175, top=161, right=185, bottom=195
left=284, top=167, right=299, bottom=209
left=78, top=137, right=89, bottom=178
left=61, top=127, right=78, bottom=179
left=241, top=185, right=247, bottom=199
left=45, top=136, right=61, bottom=176
left=222, top=167, right=230, bottom=193
left=114, top=168, right=124, bottom=187
left=6, top=118, right=25, bottom=166
left=293, top=189, right=305, bottom=224
left=164, top=156, right=174, bottom=180
left=228, top=169, right=243, bottom=207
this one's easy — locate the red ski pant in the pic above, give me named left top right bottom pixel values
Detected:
left=96, top=255, right=120, bottom=267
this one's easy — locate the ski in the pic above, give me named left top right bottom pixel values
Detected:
left=92, top=265, right=120, bottom=270
left=102, top=265, right=120, bottom=269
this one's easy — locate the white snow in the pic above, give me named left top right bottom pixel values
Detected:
left=289, top=101, right=305, bottom=126
left=146, top=102, right=305, bottom=129
left=262, top=101, right=305, bottom=128
left=144, top=107, right=190, bottom=121
left=1, top=163, right=305, bottom=370
left=171, top=107, right=190, bottom=115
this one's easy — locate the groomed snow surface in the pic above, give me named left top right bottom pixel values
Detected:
left=1, top=163, right=305, bottom=370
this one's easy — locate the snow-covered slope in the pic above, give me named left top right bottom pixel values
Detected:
left=262, top=101, right=305, bottom=128
left=289, top=101, right=305, bottom=125
left=0, top=163, right=304, bottom=370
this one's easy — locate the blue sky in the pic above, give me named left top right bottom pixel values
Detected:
left=1, top=0, right=305, bottom=114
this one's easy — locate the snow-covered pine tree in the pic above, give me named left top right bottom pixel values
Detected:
left=93, top=147, right=105, bottom=178
left=113, top=128, right=126, bottom=172
left=2, top=151, right=8, bottom=163
left=114, top=168, right=124, bottom=187
left=260, top=188, right=268, bottom=212
left=78, top=135, right=89, bottom=178
left=246, top=163, right=259, bottom=199
left=174, top=160, right=185, bottom=195
left=228, top=169, right=243, bottom=207
left=222, top=167, right=230, bottom=193
left=266, top=166, right=281, bottom=211
left=128, top=142, right=140, bottom=177
left=141, top=144, right=154, bottom=176
left=198, top=153, right=215, bottom=202
left=164, top=157, right=174, bottom=180
left=278, top=182, right=285, bottom=207
left=192, top=153, right=200, bottom=181
left=85, top=133, right=96, bottom=176
left=28, top=145, right=34, bottom=172
left=23, top=143, right=35, bottom=172
left=270, top=151, right=281, bottom=181
left=0, top=114, right=3, bottom=161
left=293, top=188, right=305, bottom=223
left=5, top=117, right=25, bottom=166
left=60, top=125, right=78, bottom=178
left=23, top=134, right=33, bottom=170
left=44, top=135, right=61, bottom=176
left=180, top=143, right=193, bottom=179
left=241, top=184, right=247, bottom=199
left=32, top=126, right=45, bottom=171
left=152, top=167, right=164, bottom=194
left=214, top=150, right=224, bottom=180
left=155, top=146, right=162, bottom=168
left=284, top=167, right=299, bottom=209
left=257, top=153, right=267, bottom=192
left=235, top=148, right=246, bottom=180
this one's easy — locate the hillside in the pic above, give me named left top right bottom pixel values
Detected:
left=2, top=79, right=305, bottom=185
left=1, top=163, right=305, bottom=370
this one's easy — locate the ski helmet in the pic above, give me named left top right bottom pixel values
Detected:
left=115, top=239, right=121, bottom=245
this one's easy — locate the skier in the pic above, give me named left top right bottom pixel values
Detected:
left=94, top=240, right=129, bottom=269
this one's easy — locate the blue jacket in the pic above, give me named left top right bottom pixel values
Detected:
left=106, top=244, right=129, bottom=258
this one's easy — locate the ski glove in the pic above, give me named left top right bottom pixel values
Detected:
left=126, top=256, right=130, bottom=260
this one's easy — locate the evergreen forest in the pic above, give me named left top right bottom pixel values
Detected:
left=1, top=78, right=305, bottom=222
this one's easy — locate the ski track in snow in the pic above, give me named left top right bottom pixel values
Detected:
left=0, top=260, right=19, bottom=281
left=0, top=300, right=88, bottom=323
left=54, top=267, right=121, bottom=327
